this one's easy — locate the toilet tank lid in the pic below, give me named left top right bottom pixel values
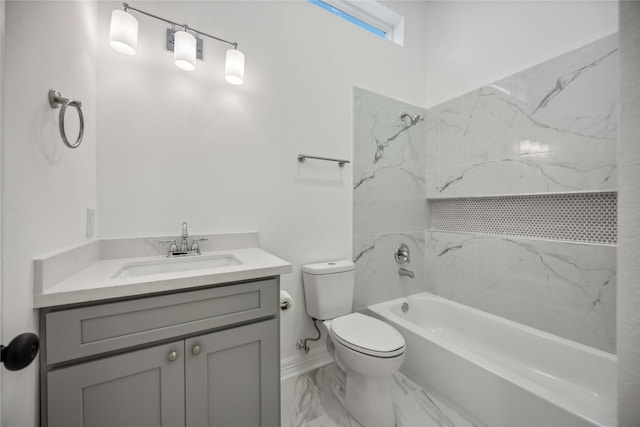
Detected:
left=302, top=260, right=354, bottom=275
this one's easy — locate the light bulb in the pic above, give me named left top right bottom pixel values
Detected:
left=225, top=49, right=245, bottom=85
left=174, top=30, right=196, bottom=71
left=109, top=9, right=138, bottom=55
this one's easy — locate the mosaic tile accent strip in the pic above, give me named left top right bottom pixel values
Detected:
left=430, top=192, right=617, bottom=244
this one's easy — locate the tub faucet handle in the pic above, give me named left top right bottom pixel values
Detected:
left=395, top=244, right=410, bottom=264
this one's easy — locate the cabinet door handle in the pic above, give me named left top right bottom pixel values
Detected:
left=192, top=345, right=201, bottom=355
left=168, top=351, right=178, bottom=362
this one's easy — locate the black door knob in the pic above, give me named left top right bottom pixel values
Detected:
left=1, top=333, right=39, bottom=371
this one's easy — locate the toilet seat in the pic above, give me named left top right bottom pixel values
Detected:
left=330, top=313, right=405, bottom=358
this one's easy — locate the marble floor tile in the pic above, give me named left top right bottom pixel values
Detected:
left=281, top=363, right=480, bottom=427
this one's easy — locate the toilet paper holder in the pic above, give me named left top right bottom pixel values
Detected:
left=279, top=290, right=295, bottom=312
left=280, top=301, right=291, bottom=310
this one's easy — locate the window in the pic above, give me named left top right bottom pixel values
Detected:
left=308, top=0, right=405, bottom=46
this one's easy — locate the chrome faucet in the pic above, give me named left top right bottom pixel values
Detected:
left=399, top=268, right=415, bottom=278
left=160, top=222, right=208, bottom=257
left=180, top=221, right=189, bottom=252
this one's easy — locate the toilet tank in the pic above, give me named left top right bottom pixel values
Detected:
left=302, top=260, right=355, bottom=320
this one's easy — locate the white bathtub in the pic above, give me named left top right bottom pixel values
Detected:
left=367, top=292, right=617, bottom=427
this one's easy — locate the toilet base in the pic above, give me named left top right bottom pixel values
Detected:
left=344, top=370, right=396, bottom=427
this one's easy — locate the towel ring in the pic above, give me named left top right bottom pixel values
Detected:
left=48, top=90, right=84, bottom=149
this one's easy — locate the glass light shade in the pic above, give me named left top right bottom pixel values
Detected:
left=225, top=49, right=245, bottom=85
left=174, top=30, right=196, bottom=71
left=109, top=10, right=138, bottom=55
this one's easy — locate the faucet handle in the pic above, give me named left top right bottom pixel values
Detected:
left=190, top=238, right=208, bottom=255
left=160, top=239, right=178, bottom=256
left=395, top=244, right=411, bottom=264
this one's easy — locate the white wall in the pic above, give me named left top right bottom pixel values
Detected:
left=617, top=1, right=640, bottom=424
left=96, top=0, right=430, bottom=362
left=2, top=2, right=97, bottom=425
left=0, top=0, right=5, bottom=419
left=424, top=0, right=618, bottom=107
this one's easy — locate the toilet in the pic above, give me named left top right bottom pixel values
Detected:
left=302, top=260, right=405, bottom=427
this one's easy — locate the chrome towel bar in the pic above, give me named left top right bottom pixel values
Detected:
left=48, top=89, right=84, bottom=149
left=297, top=154, right=350, bottom=167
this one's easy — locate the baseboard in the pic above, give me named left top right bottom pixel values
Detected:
left=280, top=348, right=333, bottom=381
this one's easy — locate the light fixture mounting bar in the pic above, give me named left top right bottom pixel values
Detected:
left=121, top=2, right=238, bottom=49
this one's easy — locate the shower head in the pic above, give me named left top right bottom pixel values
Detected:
left=400, top=111, right=421, bottom=125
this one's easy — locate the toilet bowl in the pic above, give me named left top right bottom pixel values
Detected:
left=302, top=261, right=406, bottom=427
left=326, top=313, right=405, bottom=427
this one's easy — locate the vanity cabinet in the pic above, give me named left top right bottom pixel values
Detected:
left=48, top=340, right=185, bottom=426
left=185, top=320, right=278, bottom=426
left=40, top=278, right=280, bottom=427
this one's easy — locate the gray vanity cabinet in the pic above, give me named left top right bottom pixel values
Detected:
left=40, top=278, right=280, bottom=427
left=185, top=319, right=279, bottom=426
left=47, top=340, right=186, bottom=427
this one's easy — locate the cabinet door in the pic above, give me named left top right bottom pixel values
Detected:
left=47, top=341, right=185, bottom=427
left=185, top=318, right=279, bottom=427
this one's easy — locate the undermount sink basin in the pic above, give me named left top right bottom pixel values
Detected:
left=112, top=254, right=242, bottom=278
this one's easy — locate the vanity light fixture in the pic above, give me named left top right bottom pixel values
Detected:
left=174, top=29, right=197, bottom=71
left=109, top=9, right=138, bottom=55
left=109, top=2, right=245, bottom=84
left=225, top=49, right=245, bottom=85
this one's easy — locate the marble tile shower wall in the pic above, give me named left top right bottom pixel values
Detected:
left=353, top=88, right=428, bottom=309
left=425, top=34, right=619, bottom=198
left=425, top=34, right=618, bottom=353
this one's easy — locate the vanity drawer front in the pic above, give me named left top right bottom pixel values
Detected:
left=45, top=279, right=277, bottom=364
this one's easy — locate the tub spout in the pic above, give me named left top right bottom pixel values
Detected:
left=399, top=268, right=415, bottom=278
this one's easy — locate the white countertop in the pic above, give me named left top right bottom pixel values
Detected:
left=34, top=234, right=292, bottom=308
